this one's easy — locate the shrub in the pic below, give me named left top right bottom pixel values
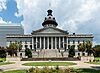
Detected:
left=26, top=66, right=79, bottom=73
left=68, top=45, right=75, bottom=57
left=25, top=48, right=32, bottom=58
left=0, top=47, right=6, bottom=58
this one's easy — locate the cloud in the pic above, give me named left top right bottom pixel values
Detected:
left=62, top=0, right=99, bottom=32
left=0, top=17, right=7, bottom=23
left=15, top=0, right=68, bottom=33
left=0, top=0, right=7, bottom=11
left=15, top=0, right=100, bottom=44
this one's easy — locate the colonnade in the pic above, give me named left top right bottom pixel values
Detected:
left=32, top=37, right=68, bottom=50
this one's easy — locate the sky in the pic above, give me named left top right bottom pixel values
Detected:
left=0, top=0, right=100, bottom=45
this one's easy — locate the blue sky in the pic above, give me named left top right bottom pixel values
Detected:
left=0, top=0, right=23, bottom=23
left=0, top=0, right=100, bottom=45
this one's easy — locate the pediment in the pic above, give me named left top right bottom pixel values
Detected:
left=32, top=27, right=68, bottom=34
left=38, top=28, right=62, bottom=33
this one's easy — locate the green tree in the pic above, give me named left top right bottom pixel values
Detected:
left=17, top=42, right=22, bottom=52
left=78, top=43, right=86, bottom=52
left=0, top=46, right=6, bottom=58
left=25, top=48, right=32, bottom=58
left=7, top=43, right=19, bottom=57
left=86, top=41, right=92, bottom=56
left=68, top=45, right=75, bottom=57
left=93, top=45, right=100, bottom=57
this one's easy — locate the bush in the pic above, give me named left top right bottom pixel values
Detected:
left=0, top=47, right=6, bottom=58
left=68, top=45, right=75, bottom=57
left=26, top=67, right=78, bottom=73
left=25, top=48, right=32, bottom=58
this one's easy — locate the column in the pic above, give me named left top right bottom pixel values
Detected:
left=63, top=37, right=64, bottom=49
left=75, top=41, right=77, bottom=50
left=44, top=37, right=45, bottom=49
left=51, top=37, right=53, bottom=49
left=22, top=42, right=25, bottom=49
left=47, top=37, right=49, bottom=49
left=36, top=37, right=37, bottom=49
left=55, top=37, right=57, bottom=49
left=66, top=37, right=68, bottom=49
left=40, top=37, right=41, bottom=49
left=59, top=37, right=61, bottom=49
left=32, top=37, right=34, bottom=49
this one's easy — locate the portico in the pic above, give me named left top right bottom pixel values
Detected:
left=32, top=36, right=68, bottom=50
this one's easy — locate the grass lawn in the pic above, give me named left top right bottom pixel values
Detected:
left=86, top=62, right=100, bottom=65
left=0, top=62, right=15, bottom=66
left=0, top=58, right=6, bottom=62
left=1, top=70, right=26, bottom=73
left=22, top=62, right=76, bottom=66
left=86, top=57, right=100, bottom=65
left=1, top=68, right=100, bottom=73
left=95, top=57, right=100, bottom=60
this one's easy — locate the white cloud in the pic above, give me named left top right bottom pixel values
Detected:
left=15, top=0, right=100, bottom=44
left=0, top=17, right=7, bottom=24
left=63, top=0, right=98, bottom=32
left=0, top=0, right=7, bottom=11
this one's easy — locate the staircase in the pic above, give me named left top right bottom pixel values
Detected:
left=33, top=49, right=63, bottom=58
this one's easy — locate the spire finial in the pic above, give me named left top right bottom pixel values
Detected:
left=49, top=2, right=51, bottom=9
left=47, top=2, right=52, bottom=16
left=47, top=9, right=52, bottom=16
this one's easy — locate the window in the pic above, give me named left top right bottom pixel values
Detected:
left=20, top=41, right=22, bottom=44
left=25, top=41, right=27, bottom=44
left=10, top=41, right=12, bottom=43
left=68, top=40, right=70, bottom=44
left=15, top=40, right=17, bottom=43
left=25, top=45, right=27, bottom=49
left=82, top=53, right=85, bottom=56
left=49, top=17, right=51, bottom=19
left=78, top=40, right=80, bottom=44
left=30, top=45, right=32, bottom=49
left=78, top=53, right=80, bottom=56
left=30, top=40, right=32, bottom=44
left=73, top=40, right=75, bottom=44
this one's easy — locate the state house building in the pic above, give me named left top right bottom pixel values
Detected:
left=6, top=9, right=93, bottom=57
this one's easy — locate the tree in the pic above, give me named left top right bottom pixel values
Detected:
left=7, top=43, right=19, bottom=57
left=68, top=45, right=75, bottom=57
left=17, top=42, right=22, bottom=52
left=78, top=42, right=86, bottom=52
left=25, top=48, right=32, bottom=58
left=0, top=47, right=6, bottom=58
left=86, top=41, right=93, bottom=56
left=93, top=45, right=100, bottom=57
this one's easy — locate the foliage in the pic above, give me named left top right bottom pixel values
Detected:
left=78, top=40, right=93, bottom=56
left=78, top=42, right=86, bottom=52
left=26, top=67, right=78, bottom=73
left=22, top=62, right=76, bottom=66
left=25, top=48, right=32, bottom=58
left=86, top=41, right=93, bottom=55
left=68, top=45, right=75, bottom=57
left=0, top=47, right=6, bottom=58
left=2, top=68, right=100, bottom=73
left=93, top=45, right=100, bottom=57
left=7, top=42, right=21, bottom=57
